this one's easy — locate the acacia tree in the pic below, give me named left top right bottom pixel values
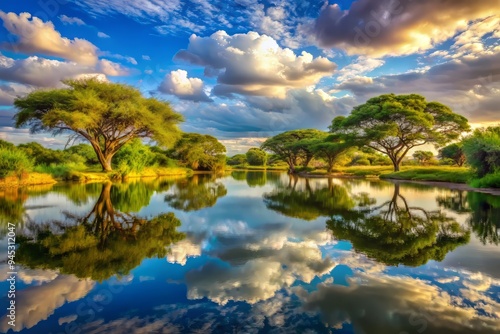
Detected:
left=438, top=143, right=466, bottom=167
left=14, top=78, right=183, bottom=172
left=260, top=129, right=325, bottom=172
left=169, top=133, right=226, bottom=171
left=330, top=94, right=470, bottom=171
left=412, top=150, right=434, bottom=165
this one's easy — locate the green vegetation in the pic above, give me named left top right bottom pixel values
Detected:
left=439, top=143, right=466, bottom=167
left=169, top=133, right=226, bottom=172
left=381, top=167, right=471, bottom=183
left=412, top=151, right=435, bottom=165
left=14, top=78, right=183, bottom=172
left=462, top=126, right=500, bottom=188
left=330, top=94, right=470, bottom=171
left=246, top=148, right=267, bottom=166
left=0, top=147, right=34, bottom=178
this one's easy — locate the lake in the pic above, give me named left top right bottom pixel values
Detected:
left=1, top=171, right=499, bottom=334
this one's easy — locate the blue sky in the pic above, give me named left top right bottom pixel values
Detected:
left=0, top=0, right=499, bottom=154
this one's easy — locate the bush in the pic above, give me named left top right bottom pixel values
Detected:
left=469, top=172, right=500, bottom=188
left=0, top=148, right=33, bottom=177
left=114, top=139, right=157, bottom=174
left=462, top=126, right=500, bottom=177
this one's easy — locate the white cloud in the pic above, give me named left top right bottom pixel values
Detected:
left=59, top=15, right=85, bottom=26
left=97, top=31, right=110, bottom=38
left=98, top=59, right=130, bottom=76
left=0, top=275, right=95, bottom=332
left=142, top=55, right=151, bottom=61
left=174, top=31, right=336, bottom=98
left=337, top=56, right=385, bottom=82
left=0, top=11, right=98, bottom=65
left=158, top=69, right=212, bottom=102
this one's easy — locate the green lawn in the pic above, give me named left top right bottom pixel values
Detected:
left=379, top=166, right=472, bottom=183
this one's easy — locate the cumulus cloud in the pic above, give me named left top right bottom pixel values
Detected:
left=174, top=31, right=336, bottom=98
left=0, top=275, right=95, bottom=332
left=334, top=51, right=500, bottom=122
left=186, top=241, right=336, bottom=305
left=98, top=59, right=131, bottom=76
left=297, top=273, right=500, bottom=333
left=0, top=54, right=128, bottom=87
left=158, top=69, right=212, bottom=102
left=311, top=0, right=499, bottom=56
left=0, top=11, right=98, bottom=65
left=178, top=88, right=356, bottom=143
left=59, top=15, right=85, bottom=26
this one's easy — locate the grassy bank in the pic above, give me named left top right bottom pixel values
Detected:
left=227, top=165, right=289, bottom=171
left=380, top=167, right=472, bottom=184
left=300, top=166, right=473, bottom=184
left=63, top=167, right=192, bottom=182
left=0, top=173, right=57, bottom=189
left=1, top=167, right=192, bottom=187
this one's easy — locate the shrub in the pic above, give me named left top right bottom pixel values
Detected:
left=114, top=139, right=157, bottom=174
left=0, top=148, right=33, bottom=177
left=462, top=126, right=500, bottom=177
left=469, top=172, right=500, bottom=188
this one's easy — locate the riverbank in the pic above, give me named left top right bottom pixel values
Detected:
left=0, top=167, right=192, bottom=188
left=0, top=173, right=57, bottom=188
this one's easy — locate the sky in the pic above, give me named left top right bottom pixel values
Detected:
left=0, top=0, right=499, bottom=155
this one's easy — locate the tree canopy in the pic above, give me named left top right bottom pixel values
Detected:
left=438, top=143, right=466, bottom=167
left=169, top=133, right=226, bottom=172
left=246, top=148, right=267, bottom=166
left=14, top=78, right=184, bottom=171
left=261, top=129, right=325, bottom=172
left=462, top=126, right=500, bottom=177
left=330, top=94, right=470, bottom=171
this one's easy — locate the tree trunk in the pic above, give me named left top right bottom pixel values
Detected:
left=389, top=156, right=400, bottom=172
left=102, top=155, right=114, bottom=172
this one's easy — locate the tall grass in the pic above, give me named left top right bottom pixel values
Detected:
left=0, top=148, right=33, bottom=178
left=469, top=172, right=500, bottom=188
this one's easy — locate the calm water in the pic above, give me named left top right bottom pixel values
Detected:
left=1, top=172, right=499, bottom=334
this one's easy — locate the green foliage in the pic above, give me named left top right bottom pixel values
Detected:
left=18, top=142, right=66, bottom=165
left=0, top=147, right=34, bottom=177
left=412, top=150, right=435, bottom=165
left=169, top=133, right=226, bottom=172
left=439, top=143, right=466, bottom=167
left=114, top=139, right=157, bottom=174
left=14, top=78, right=183, bottom=171
left=469, top=172, right=500, bottom=189
left=311, top=136, right=354, bottom=172
left=462, top=126, right=500, bottom=177
left=331, top=94, right=470, bottom=171
left=0, top=139, right=15, bottom=150
left=381, top=167, right=471, bottom=183
left=227, top=154, right=247, bottom=166
left=65, top=144, right=99, bottom=165
left=261, top=129, right=326, bottom=172
left=246, top=148, right=267, bottom=166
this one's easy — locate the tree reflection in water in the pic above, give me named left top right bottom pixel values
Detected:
left=438, top=190, right=500, bottom=245
left=16, top=182, right=185, bottom=281
left=165, top=174, right=227, bottom=211
left=327, top=184, right=470, bottom=266
left=264, top=176, right=470, bottom=266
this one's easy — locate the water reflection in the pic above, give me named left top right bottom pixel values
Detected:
left=1, top=173, right=499, bottom=334
left=165, top=174, right=227, bottom=211
left=438, top=190, right=500, bottom=245
left=327, top=184, right=470, bottom=266
left=16, top=182, right=185, bottom=281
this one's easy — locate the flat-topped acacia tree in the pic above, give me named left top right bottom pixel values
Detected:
left=330, top=94, right=470, bottom=171
left=14, top=78, right=183, bottom=172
